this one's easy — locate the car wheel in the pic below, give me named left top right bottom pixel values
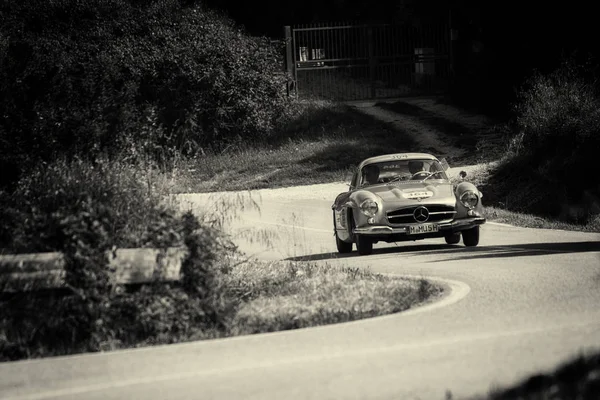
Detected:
left=356, top=234, right=373, bottom=255
left=445, top=232, right=461, bottom=245
left=335, top=230, right=353, bottom=253
left=462, top=226, right=480, bottom=247
left=333, top=211, right=353, bottom=253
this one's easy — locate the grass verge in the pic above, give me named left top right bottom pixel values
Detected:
left=224, top=259, right=441, bottom=336
left=483, top=206, right=600, bottom=233
left=167, top=99, right=418, bottom=193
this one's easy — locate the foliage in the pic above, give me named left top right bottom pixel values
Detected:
left=481, top=59, right=600, bottom=222
left=0, top=157, right=237, bottom=360
left=0, top=0, right=290, bottom=188
left=0, top=154, right=440, bottom=360
left=510, top=59, right=600, bottom=165
left=1, top=156, right=172, bottom=254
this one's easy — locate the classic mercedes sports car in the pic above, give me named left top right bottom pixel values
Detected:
left=331, top=152, right=486, bottom=255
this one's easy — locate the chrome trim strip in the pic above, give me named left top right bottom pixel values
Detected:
left=353, top=217, right=486, bottom=235
left=353, top=226, right=408, bottom=234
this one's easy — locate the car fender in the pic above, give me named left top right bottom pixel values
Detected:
left=349, top=189, right=382, bottom=208
left=332, top=189, right=383, bottom=241
left=454, top=181, right=485, bottom=217
left=347, top=190, right=384, bottom=230
left=455, top=181, right=482, bottom=197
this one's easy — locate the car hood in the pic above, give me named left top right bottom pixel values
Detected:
left=366, top=181, right=454, bottom=203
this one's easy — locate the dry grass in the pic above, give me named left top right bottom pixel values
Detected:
left=223, top=259, right=441, bottom=335
left=167, top=99, right=419, bottom=193
left=165, top=96, right=510, bottom=194
left=483, top=206, right=600, bottom=233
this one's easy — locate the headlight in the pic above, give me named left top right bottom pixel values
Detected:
left=360, top=199, right=378, bottom=217
left=460, top=191, right=479, bottom=209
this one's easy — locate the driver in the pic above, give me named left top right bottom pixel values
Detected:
left=408, top=160, right=426, bottom=175
left=362, top=164, right=380, bottom=185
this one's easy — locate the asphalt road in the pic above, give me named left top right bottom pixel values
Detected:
left=2, top=181, right=600, bottom=400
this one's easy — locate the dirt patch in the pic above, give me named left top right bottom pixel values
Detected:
left=353, top=104, right=452, bottom=156
left=350, top=97, right=507, bottom=166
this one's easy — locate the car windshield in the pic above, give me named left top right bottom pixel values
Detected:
left=358, top=159, right=448, bottom=187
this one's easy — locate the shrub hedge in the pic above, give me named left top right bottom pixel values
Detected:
left=511, top=60, right=600, bottom=167
left=0, top=156, right=238, bottom=360
left=484, top=59, right=600, bottom=222
left=0, top=0, right=290, bottom=188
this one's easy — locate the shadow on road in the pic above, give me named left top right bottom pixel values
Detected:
left=284, top=241, right=600, bottom=262
left=427, top=241, right=600, bottom=262
left=284, top=243, right=459, bottom=262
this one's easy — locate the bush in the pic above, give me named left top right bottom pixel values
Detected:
left=1, top=156, right=172, bottom=254
left=0, top=0, right=291, bottom=188
left=511, top=59, right=600, bottom=166
left=0, top=0, right=294, bottom=360
left=485, top=59, right=600, bottom=222
left=0, top=157, right=238, bottom=360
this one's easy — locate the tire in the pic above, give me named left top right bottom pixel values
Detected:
left=333, top=211, right=353, bottom=253
left=356, top=234, right=373, bottom=255
left=335, top=230, right=353, bottom=253
left=462, top=226, right=480, bottom=247
left=445, top=232, right=461, bottom=245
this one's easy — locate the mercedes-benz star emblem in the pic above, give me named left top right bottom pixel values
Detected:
left=413, top=206, right=429, bottom=222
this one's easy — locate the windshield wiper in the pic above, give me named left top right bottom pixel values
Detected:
left=422, top=171, right=446, bottom=182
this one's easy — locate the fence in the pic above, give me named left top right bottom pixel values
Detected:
left=284, top=21, right=452, bottom=101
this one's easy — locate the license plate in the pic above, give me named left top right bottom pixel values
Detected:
left=409, top=224, right=439, bottom=234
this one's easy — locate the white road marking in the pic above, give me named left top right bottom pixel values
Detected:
left=385, top=275, right=471, bottom=317
left=486, top=221, right=517, bottom=228
left=7, top=317, right=600, bottom=400
left=245, top=219, right=331, bottom=233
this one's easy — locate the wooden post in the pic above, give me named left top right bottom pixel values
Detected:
left=449, top=9, right=456, bottom=78
left=284, top=26, right=295, bottom=97
left=368, top=25, right=375, bottom=99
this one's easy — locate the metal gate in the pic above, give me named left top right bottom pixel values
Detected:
left=284, top=22, right=452, bottom=101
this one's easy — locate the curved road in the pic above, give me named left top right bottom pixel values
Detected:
left=2, top=181, right=600, bottom=400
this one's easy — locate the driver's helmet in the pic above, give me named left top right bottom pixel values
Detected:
left=408, top=160, right=425, bottom=174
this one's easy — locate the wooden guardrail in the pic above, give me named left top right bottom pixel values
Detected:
left=0, top=247, right=188, bottom=292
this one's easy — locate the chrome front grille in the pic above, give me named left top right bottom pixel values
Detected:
left=386, top=204, right=456, bottom=224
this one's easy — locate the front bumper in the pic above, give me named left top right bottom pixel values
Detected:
left=353, top=217, right=486, bottom=236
